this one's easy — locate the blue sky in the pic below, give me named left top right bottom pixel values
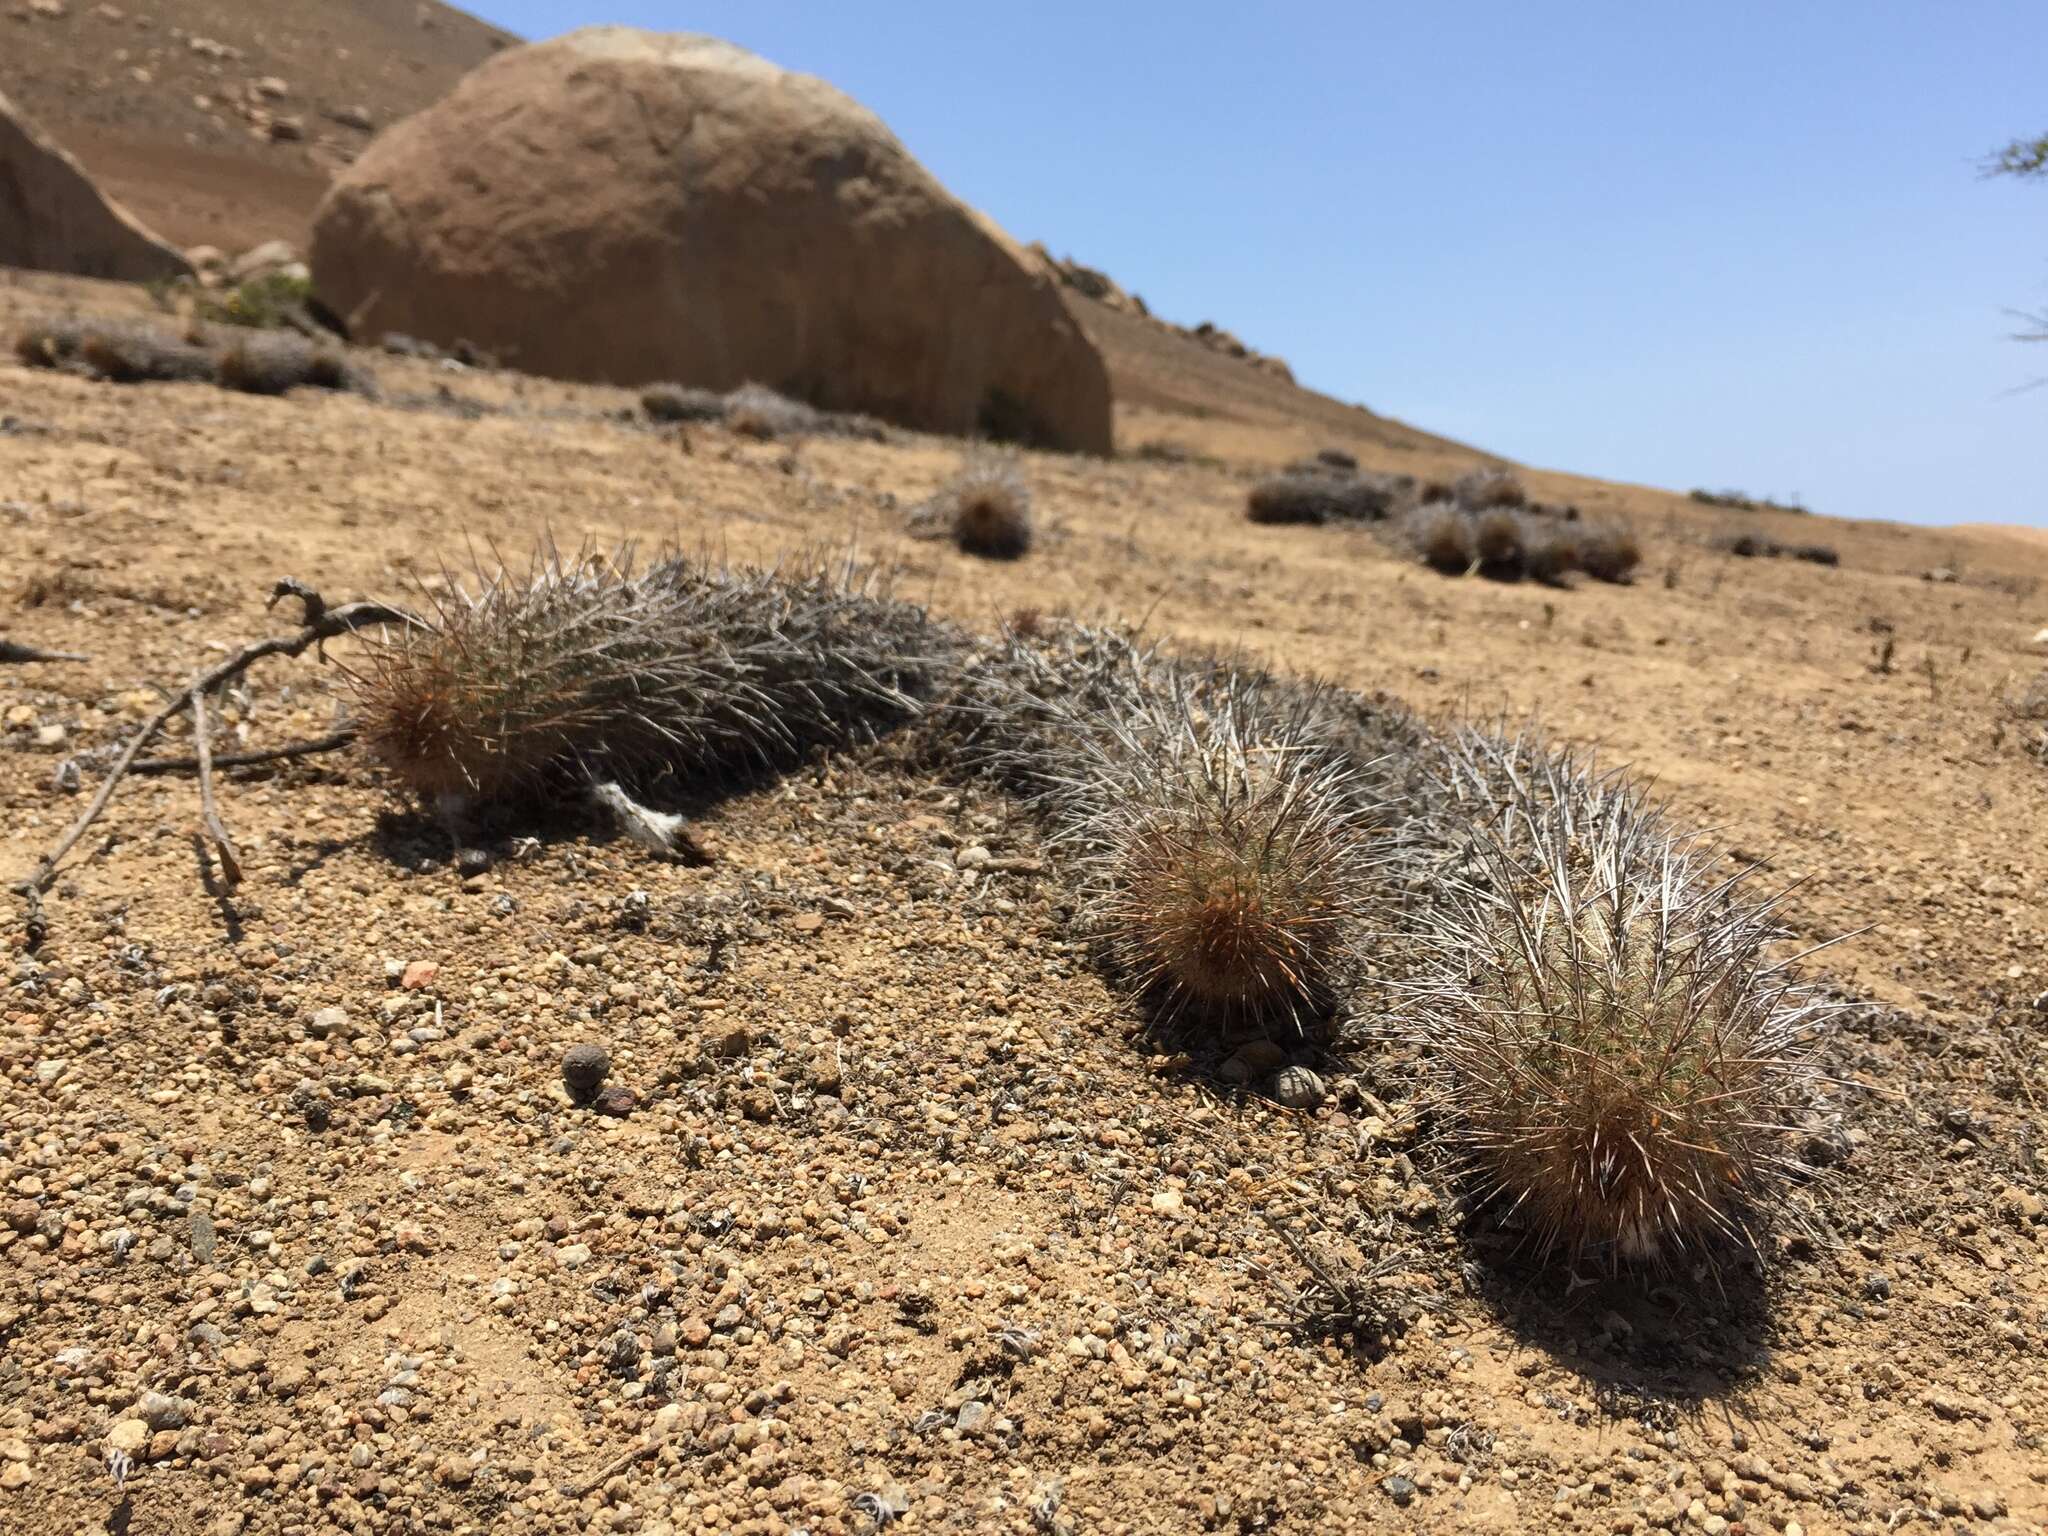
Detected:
left=465, top=2, right=2045, bottom=528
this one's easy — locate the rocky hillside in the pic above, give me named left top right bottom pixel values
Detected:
left=0, top=0, right=516, bottom=250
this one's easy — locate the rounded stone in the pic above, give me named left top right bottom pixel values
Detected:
left=1268, top=1065, right=1326, bottom=1110
left=561, top=1043, right=611, bottom=1101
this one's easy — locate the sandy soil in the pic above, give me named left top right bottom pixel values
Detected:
left=1, top=272, right=2046, bottom=1536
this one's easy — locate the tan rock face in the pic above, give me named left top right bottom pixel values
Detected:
left=0, top=90, right=193, bottom=282
left=310, top=28, right=1111, bottom=452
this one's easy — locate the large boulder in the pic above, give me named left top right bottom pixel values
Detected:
left=310, top=29, right=1111, bottom=451
left=0, top=91, right=193, bottom=282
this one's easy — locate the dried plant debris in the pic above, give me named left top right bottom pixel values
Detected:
left=1399, top=733, right=1837, bottom=1269
left=349, top=545, right=952, bottom=813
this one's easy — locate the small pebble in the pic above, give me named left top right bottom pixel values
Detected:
left=561, top=1043, right=610, bottom=1101
left=1268, top=1065, right=1326, bottom=1110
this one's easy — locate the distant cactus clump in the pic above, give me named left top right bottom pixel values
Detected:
left=217, top=332, right=371, bottom=397
left=1246, top=469, right=1411, bottom=526
left=908, top=458, right=1035, bottom=559
left=1408, top=502, right=1478, bottom=573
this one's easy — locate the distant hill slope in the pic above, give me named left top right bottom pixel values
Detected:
left=1, top=5, right=1484, bottom=467
left=0, top=0, right=517, bottom=250
left=1063, top=292, right=1491, bottom=466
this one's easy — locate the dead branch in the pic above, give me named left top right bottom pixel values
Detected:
left=129, top=726, right=359, bottom=776
left=191, top=684, right=241, bottom=888
left=560, top=1437, right=660, bottom=1500
left=0, top=638, right=87, bottom=665
left=12, top=582, right=420, bottom=912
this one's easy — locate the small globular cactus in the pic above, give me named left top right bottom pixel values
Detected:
left=1402, top=733, right=1832, bottom=1268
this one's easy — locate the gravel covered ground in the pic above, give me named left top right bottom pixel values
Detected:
left=3, top=274, right=2046, bottom=1535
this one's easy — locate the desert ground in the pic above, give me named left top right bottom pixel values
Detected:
left=2, top=259, right=2047, bottom=1536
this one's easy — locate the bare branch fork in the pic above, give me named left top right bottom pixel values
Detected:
left=12, top=581, right=421, bottom=937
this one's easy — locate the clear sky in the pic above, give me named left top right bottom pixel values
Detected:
left=464, top=2, right=2044, bottom=528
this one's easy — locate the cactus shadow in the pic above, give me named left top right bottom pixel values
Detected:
left=1450, top=1227, right=1778, bottom=1418
left=363, top=755, right=832, bottom=875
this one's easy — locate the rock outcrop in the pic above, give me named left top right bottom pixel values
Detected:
left=0, top=90, right=193, bottom=282
left=311, top=29, right=1111, bottom=451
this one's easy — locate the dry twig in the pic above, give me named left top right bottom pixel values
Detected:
left=190, top=684, right=241, bottom=888
left=11, top=581, right=419, bottom=935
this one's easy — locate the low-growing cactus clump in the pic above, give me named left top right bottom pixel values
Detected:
left=639, top=381, right=887, bottom=441
left=1402, top=735, right=1830, bottom=1268
left=77, top=326, right=218, bottom=385
left=13, top=315, right=375, bottom=397
left=640, top=384, right=728, bottom=423
left=217, top=333, right=371, bottom=397
left=349, top=546, right=947, bottom=812
left=908, top=459, right=1035, bottom=559
left=1400, top=501, right=1640, bottom=585
left=1248, top=470, right=1410, bottom=526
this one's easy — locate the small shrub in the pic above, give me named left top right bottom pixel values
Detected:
left=1314, top=447, right=1358, bottom=471
left=1452, top=468, right=1528, bottom=511
left=199, top=271, right=316, bottom=330
left=380, top=332, right=446, bottom=361
left=1789, top=543, right=1840, bottom=567
left=1691, top=488, right=1809, bottom=515
left=1409, top=503, right=1476, bottom=574
left=1131, top=439, right=1194, bottom=464
left=1576, top=523, right=1642, bottom=583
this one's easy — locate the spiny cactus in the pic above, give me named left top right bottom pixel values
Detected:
left=349, top=545, right=948, bottom=811
left=1246, top=471, right=1408, bottom=526
left=1471, top=507, right=1524, bottom=576
left=1401, top=733, right=1831, bottom=1267
left=1408, top=502, right=1476, bottom=573
left=1451, top=468, right=1528, bottom=511
left=12, top=317, right=91, bottom=370
left=78, top=327, right=217, bottom=385
left=1517, top=515, right=1582, bottom=585
left=1575, top=522, right=1643, bottom=583
left=217, top=332, right=371, bottom=397
left=955, top=626, right=1386, bottom=1030
left=909, top=459, right=1035, bottom=559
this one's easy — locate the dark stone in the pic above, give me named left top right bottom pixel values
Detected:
left=561, top=1042, right=609, bottom=1101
